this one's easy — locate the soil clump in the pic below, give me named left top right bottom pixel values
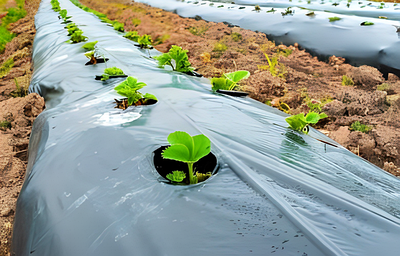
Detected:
left=0, top=0, right=44, bottom=255
left=80, top=0, right=400, bottom=176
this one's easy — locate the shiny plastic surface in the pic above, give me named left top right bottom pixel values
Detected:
left=12, top=0, right=400, bottom=255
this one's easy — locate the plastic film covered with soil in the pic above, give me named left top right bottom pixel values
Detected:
left=12, top=0, right=400, bottom=255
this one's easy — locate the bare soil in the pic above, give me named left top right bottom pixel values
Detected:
left=80, top=0, right=400, bottom=175
left=0, top=0, right=43, bottom=255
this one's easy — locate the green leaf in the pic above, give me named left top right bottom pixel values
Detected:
left=143, top=93, right=157, bottom=101
left=224, top=70, right=250, bottom=83
left=138, top=34, right=152, bottom=48
left=211, top=77, right=228, bottom=91
left=191, top=134, right=211, bottom=162
left=166, top=171, right=186, bottom=182
left=103, top=67, right=124, bottom=76
left=124, top=31, right=140, bottom=42
left=285, top=113, right=307, bottom=131
left=84, top=51, right=94, bottom=59
left=162, top=144, right=191, bottom=163
left=305, top=112, right=321, bottom=124
left=82, top=41, right=98, bottom=51
left=167, top=131, right=194, bottom=157
left=59, top=9, right=68, bottom=19
left=319, top=113, right=328, bottom=119
left=155, top=45, right=193, bottom=72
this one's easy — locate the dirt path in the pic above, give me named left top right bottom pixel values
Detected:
left=0, top=0, right=43, bottom=255
left=80, top=0, right=400, bottom=175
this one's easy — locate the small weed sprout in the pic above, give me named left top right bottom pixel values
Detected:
left=350, top=121, right=372, bottom=133
left=0, top=58, right=14, bottom=79
left=11, top=78, right=28, bottom=98
left=132, top=18, right=141, bottom=27
left=0, top=120, right=12, bottom=130
left=231, top=32, right=242, bottom=42
left=188, top=26, right=209, bottom=36
left=377, top=83, right=390, bottom=91
left=342, top=75, right=354, bottom=86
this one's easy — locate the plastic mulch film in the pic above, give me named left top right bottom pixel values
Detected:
left=12, top=0, right=400, bottom=255
left=135, top=0, right=400, bottom=76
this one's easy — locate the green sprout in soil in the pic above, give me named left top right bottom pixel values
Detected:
left=188, top=26, right=209, bottom=36
left=211, top=70, right=250, bottom=91
left=100, top=67, right=125, bottom=81
left=137, top=34, right=152, bottom=49
left=259, top=53, right=287, bottom=79
left=154, top=45, right=194, bottom=73
left=10, top=78, right=28, bottom=97
left=350, top=121, right=372, bottom=133
left=124, top=31, right=140, bottom=42
left=132, top=18, right=141, bottom=27
left=360, top=21, right=374, bottom=26
left=286, top=111, right=328, bottom=134
left=0, top=120, right=12, bottom=131
left=329, top=16, right=341, bottom=22
left=166, top=171, right=186, bottom=183
left=231, top=32, right=242, bottom=42
left=162, top=131, right=211, bottom=185
left=277, top=48, right=293, bottom=57
left=154, top=34, right=170, bottom=45
left=82, top=41, right=98, bottom=51
left=0, top=58, right=14, bottom=79
left=114, top=76, right=157, bottom=108
left=51, top=0, right=61, bottom=11
left=212, top=42, right=228, bottom=55
left=377, top=83, right=390, bottom=91
left=59, top=9, right=71, bottom=22
left=281, top=7, right=294, bottom=16
left=342, top=75, right=354, bottom=86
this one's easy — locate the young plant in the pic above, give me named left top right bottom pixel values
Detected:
left=360, top=21, right=374, bottom=26
left=342, top=75, right=354, bottom=86
left=124, top=31, right=140, bottom=42
left=154, top=45, right=194, bottom=73
left=112, top=21, right=125, bottom=32
left=281, top=7, right=294, bottom=16
left=114, top=76, right=157, bottom=108
left=82, top=41, right=98, bottom=51
left=59, top=9, right=71, bottom=22
left=211, top=70, right=250, bottom=91
left=51, top=0, right=61, bottom=11
left=100, top=67, right=125, bottom=81
left=285, top=111, right=328, bottom=134
left=350, top=121, right=372, bottom=133
left=66, top=23, right=79, bottom=36
left=69, top=30, right=87, bottom=43
left=162, top=131, right=211, bottom=185
left=166, top=171, right=186, bottom=183
left=137, top=34, right=152, bottom=49
left=259, top=53, right=287, bottom=79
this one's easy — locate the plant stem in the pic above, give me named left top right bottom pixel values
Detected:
left=188, top=162, right=195, bottom=184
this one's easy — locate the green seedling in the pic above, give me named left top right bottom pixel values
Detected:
left=0, top=58, right=14, bottom=79
left=59, top=9, right=71, bottom=21
left=137, top=34, right=152, bottom=48
left=10, top=77, right=28, bottom=97
left=350, top=121, right=372, bottom=133
left=329, top=16, right=341, bottom=22
left=342, top=75, right=354, bottom=86
left=260, top=53, right=287, bottom=79
left=124, top=31, right=140, bottom=42
left=114, top=76, right=157, bottom=107
left=360, top=21, right=374, bottom=26
left=154, top=45, right=194, bottom=73
left=0, top=120, right=11, bottom=130
left=332, top=2, right=339, bottom=6
left=82, top=41, right=98, bottom=51
left=162, top=131, right=211, bottom=185
left=113, top=21, right=125, bottom=32
left=100, top=67, right=125, bottom=81
left=211, top=70, right=250, bottom=91
left=231, top=32, right=242, bottom=42
left=267, top=8, right=276, bottom=13
left=285, top=111, right=328, bottom=134
left=69, top=30, right=87, bottom=43
left=66, top=23, right=79, bottom=36
left=166, top=171, right=186, bottom=183
left=281, top=7, right=294, bottom=16
left=51, top=0, right=61, bottom=11
left=254, top=5, right=261, bottom=11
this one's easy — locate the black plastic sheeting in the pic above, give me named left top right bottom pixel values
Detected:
left=135, top=0, right=400, bottom=76
left=12, top=0, right=400, bottom=255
